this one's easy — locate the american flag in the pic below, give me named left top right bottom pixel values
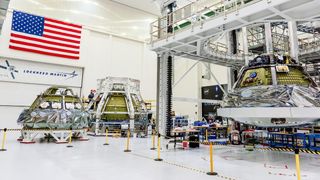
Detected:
left=10, top=10, right=82, bottom=60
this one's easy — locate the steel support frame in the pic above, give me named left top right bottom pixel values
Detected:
left=20, top=129, right=88, bottom=144
left=89, top=77, right=146, bottom=136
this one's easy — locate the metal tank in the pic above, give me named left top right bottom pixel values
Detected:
left=218, top=55, right=320, bottom=127
left=87, top=77, right=151, bottom=137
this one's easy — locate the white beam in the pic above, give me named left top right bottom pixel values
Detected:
left=173, top=97, right=221, bottom=104
left=242, top=27, right=250, bottom=65
left=288, top=21, right=299, bottom=62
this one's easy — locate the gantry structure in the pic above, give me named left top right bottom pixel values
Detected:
left=150, top=0, right=320, bottom=136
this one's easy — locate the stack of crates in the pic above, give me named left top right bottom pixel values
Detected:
left=174, top=116, right=189, bottom=127
left=268, top=133, right=319, bottom=150
left=294, top=133, right=308, bottom=149
left=308, top=134, right=320, bottom=151
left=268, top=133, right=294, bottom=148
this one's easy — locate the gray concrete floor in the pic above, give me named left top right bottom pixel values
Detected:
left=0, top=132, right=319, bottom=180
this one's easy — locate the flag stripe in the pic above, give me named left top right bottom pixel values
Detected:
left=10, top=36, right=79, bottom=51
left=44, top=25, right=82, bottom=36
left=45, top=21, right=82, bottom=31
left=11, top=33, right=80, bottom=49
left=9, top=45, right=80, bottom=59
left=43, top=31, right=81, bottom=42
left=45, top=17, right=82, bottom=29
left=44, top=22, right=82, bottom=34
left=10, top=43, right=78, bottom=57
left=44, top=28, right=81, bottom=39
left=10, top=39, right=80, bottom=54
left=43, top=34, right=80, bottom=44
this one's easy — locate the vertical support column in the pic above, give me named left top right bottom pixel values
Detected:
left=155, top=54, right=161, bottom=134
left=264, top=22, right=274, bottom=55
left=157, top=17, right=161, bottom=39
left=166, top=2, right=176, bottom=34
left=242, top=27, right=249, bottom=65
left=226, top=31, right=237, bottom=91
left=166, top=55, right=173, bottom=137
left=227, top=30, right=238, bottom=54
left=157, top=53, right=168, bottom=136
left=226, top=32, right=232, bottom=54
left=196, top=40, right=202, bottom=121
left=197, top=63, right=202, bottom=121
left=227, top=68, right=235, bottom=92
left=288, top=21, right=299, bottom=63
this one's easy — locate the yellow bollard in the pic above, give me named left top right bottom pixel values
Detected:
left=295, top=149, right=301, bottom=180
left=207, top=142, right=218, bottom=175
left=154, top=133, right=163, bottom=161
left=205, top=129, right=208, bottom=142
left=104, top=128, right=109, bottom=146
left=66, top=129, right=73, bottom=148
left=150, top=130, right=156, bottom=150
left=124, top=129, right=131, bottom=152
left=0, top=128, right=7, bottom=151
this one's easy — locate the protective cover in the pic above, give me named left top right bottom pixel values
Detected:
left=219, top=55, right=320, bottom=126
left=223, top=85, right=320, bottom=108
left=17, top=86, right=89, bottom=129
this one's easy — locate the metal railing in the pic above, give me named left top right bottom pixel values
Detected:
left=150, top=0, right=260, bottom=43
left=299, top=36, right=320, bottom=51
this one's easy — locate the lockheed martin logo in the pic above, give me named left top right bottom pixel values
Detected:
left=0, top=60, right=19, bottom=79
left=0, top=59, right=79, bottom=80
left=64, top=71, right=78, bottom=79
left=23, top=69, right=79, bottom=79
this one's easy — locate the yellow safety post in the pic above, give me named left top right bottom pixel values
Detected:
left=207, top=142, right=218, bottom=175
left=0, top=128, right=7, bottom=151
left=295, top=149, right=301, bottom=180
left=66, top=129, right=73, bottom=148
left=150, top=130, right=156, bottom=150
left=154, top=133, right=163, bottom=161
left=124, top=129, right=131, bottom=152
left=104, top=128, right=109, bottom=146
left=205, top=129, right=208, bottom=142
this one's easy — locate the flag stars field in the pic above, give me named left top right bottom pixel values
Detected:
left=9, top=10, right=82, bottom=60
